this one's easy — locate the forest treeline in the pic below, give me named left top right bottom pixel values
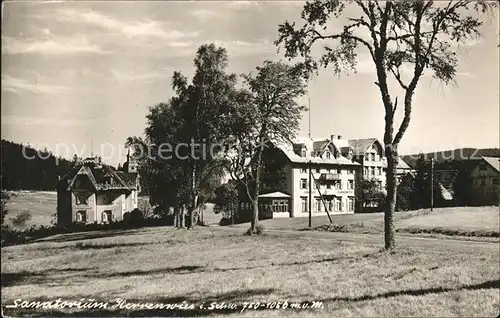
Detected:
left=1, top=139, right=73, bottom=191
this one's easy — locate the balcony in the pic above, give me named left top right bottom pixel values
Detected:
left=318, top=173, right=340, bottom=181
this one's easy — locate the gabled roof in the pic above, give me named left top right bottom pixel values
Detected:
left=348, top=138, right=381, bottom=156
left=115, top=172, right=140, bottom=187
left=68, top=165, right=99, bottom=190
left=381, top=157, right=414, bottom=170
left=258, top=191, right=290, bottom=198
left=274, top=138, right=360, bottom=166
left=312, top=139, right=341, bottom=157
left=312, top=140, right=330, bottom=153
left=396, top=158, right=412, bottom=170
left=482, top=157, right=500, bottom=172
left=59, top=157, right=139, bottom=192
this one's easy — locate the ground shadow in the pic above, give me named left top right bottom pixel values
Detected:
left=308, top=279, right=500, bottom=303
left=85, top=265, right=205, bottom=278
left=3, top=251, right=379, bottom=288
left=37, top=229, right=142, bottom=243
left=73, top=242, right=154, bottom=250
left=1, top=267, right=97, bottom=287
left=78, top=251, right=377, bottom=280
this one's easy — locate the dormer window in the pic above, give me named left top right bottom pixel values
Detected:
left=325, top=151, right=331, bottom=159
left=301, top=149, right=307, bottom=157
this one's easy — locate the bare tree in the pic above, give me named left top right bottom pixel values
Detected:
left=276, top=0, right=496, bottom=249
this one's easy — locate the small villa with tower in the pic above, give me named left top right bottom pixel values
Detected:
left=56, top=152, right=140, bottom=227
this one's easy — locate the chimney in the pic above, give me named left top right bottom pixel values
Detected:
left=338, top=135, right=342, bottom=139
left=330, top=134, right=335, bottom=141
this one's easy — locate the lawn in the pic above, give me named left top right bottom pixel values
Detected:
left=232, top=206, right=500, bottom=238
left=4, top=191, right=57, bottom=229
left=1, top=226, right=499, bottom=317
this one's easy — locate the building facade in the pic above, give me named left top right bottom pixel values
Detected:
left=258, top=135, right=413, bottom=218
left=57, top=155, right=140, bottom=227
left=470, top=157, right=499, bottom=205
left=267, top=136, right=361, bottom=217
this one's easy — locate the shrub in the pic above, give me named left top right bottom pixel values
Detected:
left=1, top=190, right=10, bottom=225
left=11, top=211, right=32, bottom=228
left=219, top=218, right=232, bottom=226
left=129, top=208, right=144, bottom=227
left=255, top=224, right=265, bottom=235
left=122, top=212, right=131, bottom=223
left=244, top=224, right=265, bottom=236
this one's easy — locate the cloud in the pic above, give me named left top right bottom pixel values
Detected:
left=163, top=39, right=276, bottom=58
left=58, top=8, right=199, bottom=40
left=190, top=9, right=220, bottom=21
left=2, top=74, right=69, bottom=94
left=227, top=1, right=261, bottom=8
left=215, top=39, right=275, bottom=56
left=2, top=35, right=107, bottom=55
left=1, top=115, right=92, bottom=127
left=110, top=68, right=171, bottom=83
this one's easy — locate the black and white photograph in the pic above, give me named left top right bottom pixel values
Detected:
left=1, top=0, right=499, bottom=317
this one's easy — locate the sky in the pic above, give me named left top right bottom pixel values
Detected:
left=2, top=0, right=499, bottom=166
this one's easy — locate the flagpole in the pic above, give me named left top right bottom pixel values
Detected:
left=308, top=96, right=312, bottom=228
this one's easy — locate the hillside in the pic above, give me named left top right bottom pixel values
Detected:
left=1, top=139, right=74, bottom=191
left=401, top=148, right=500, bottom=168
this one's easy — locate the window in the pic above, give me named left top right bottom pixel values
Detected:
left=375, top=153, right=379, bottom=161
left=479, top=164, right=487, bottom=171
left=327, top=168, right=331, bottom=173
left=273, top=201, right=288, bottom=213
left=480, top=177, right=486, bottom=186
left=328, top=200, right=333, bottom=212
left=348, top=168, right=354, bottom=175
left=280, top=201, right=288, bottom=212
left=75, top=193, right=89, bottom=205
left=348, top=197, right=354, bottom=211
left=377, top=181, right=383, bottom=188
left=325, top=151, right=331, bottom=159
left=327, top=184, right=332, bottom=189
left=300, top=168, right=307, bottom=173
left=315, top=198, right=322, bottom=212
left=335, top=199, right=341, bottom=212
left=76, top=211, right=87, bottom=223
left=364, top=167, right=368, bottom=176
left=335, top=181, right=342, bottom=190
left=316, top=168, right=321, bottom=173
left=493, top=177, right=499, bottom=185
left=348, top=180, right=354, bottom=190
left=102, top=210, right=112, bottom=223
left=377, top=167, right=382, bottom=176
left=301, top=197, right=308, bottom=212
left=301, top=149, right=307, bottom=157
left=371, top=167, right=375, bottom=176
left=337, top=168, right=341, bottom=174
left=300, top=178, right=308, bottom=189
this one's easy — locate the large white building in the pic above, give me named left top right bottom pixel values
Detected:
left=278, top=136, right=360, bottom=217
left=259, top=135, right=412, bottom=218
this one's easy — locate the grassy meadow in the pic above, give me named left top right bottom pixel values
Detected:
left=233, top=206, right=500, bottom=238
left=4, top=191, right=57, bottom=229
left=1, top=226, right=499, bottom=317
left=1, top=191, right=499, bottom=316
